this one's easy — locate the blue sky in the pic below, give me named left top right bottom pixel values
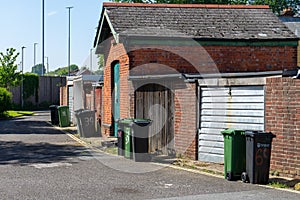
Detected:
left=0, top=0, right=106, bottom=72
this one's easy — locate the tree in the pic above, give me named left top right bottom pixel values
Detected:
left=0, top=87, right=12, bottom=114
left=46, top=64, right=79, bottom=76
left=111, top=0, right=300, bottom=15
left=0, top=48, right=22, bottom=89
left=32, top=64, right=46, bottom=76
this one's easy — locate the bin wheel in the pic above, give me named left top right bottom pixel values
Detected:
left=226, top=172, right=233, bottom=181
left=241, top=172, right=249, bottom=183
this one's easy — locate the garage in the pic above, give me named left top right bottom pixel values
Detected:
left=198, top=85, right=265, bottom=163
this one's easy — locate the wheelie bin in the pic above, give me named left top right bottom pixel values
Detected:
left=117, top=119, right=133, bottom=159
left=57, top=106, right=70, bottom=127
left=117, top=119, right=125, bottom=156
left=49, top=105, right=59, bottom=125
left=76, top=110, right=97, bottom=138
left=221, top=128, right=246, bottom=181
left=242, top=131, right=275, bottom=184
left=117, top=118, right=152, bottom=161
left=131, top=119, right=152, bottom=162
left=74, top=109, right=84, bottom=137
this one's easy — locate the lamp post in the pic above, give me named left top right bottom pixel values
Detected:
left=21, top=46, right=26, bottom=109
left=90, top=48, right=93, bottom=71
left=42, top=0, right=45, bottom=76
left=34, top=43, right=38, bottom=67
left=45, top=56, right=49, bottom=74
left=66, top=6, right=73, bottom=76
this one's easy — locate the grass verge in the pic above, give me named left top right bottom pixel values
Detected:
left=0, top=110, right=34, bottom=119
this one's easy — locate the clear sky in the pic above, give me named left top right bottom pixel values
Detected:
left=0, top=0, right=106, bottom=73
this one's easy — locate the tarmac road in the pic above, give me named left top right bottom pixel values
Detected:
left=0, top=111, right=299, bottom=200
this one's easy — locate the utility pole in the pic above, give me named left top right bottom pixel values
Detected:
left=90, top=48, right=93, bottom=71
left=21, top=46, right=26, bottom=109
left=45, top=56, right=49, bottom=74
left=66, top=6, right=73, bottom=76
left=34, top=43, right=38, bottom=67
left=42, top=0, right=45, bottom=76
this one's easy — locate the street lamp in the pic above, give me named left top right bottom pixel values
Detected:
left=42, top=0, right=45, bottom=76
left=34, top=43, right=38, bottom=66
left=90, top=48, right=93, bottom=71
left=66, top=6, right=73, bottom=76
left=45, top=56, right=49, bottom=74
left=21, top=46, right=26, bottom=109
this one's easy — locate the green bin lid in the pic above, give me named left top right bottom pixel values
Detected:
left=118, top=118, right=134, bottom=125
left=221, top=128, right=245, bottom=135
left=57, top=106, right=69, bottom=109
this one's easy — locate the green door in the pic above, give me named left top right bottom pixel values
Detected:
left=114, top=63, right=120, bottom=137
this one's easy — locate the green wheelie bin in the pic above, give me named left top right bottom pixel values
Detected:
left=221, top=128, right=246, bottom=181
left=118, top=119, right=134, bottom=159
left=57, top=106, right=70, bottom=127
left=117, top=118, right=152, bottom=161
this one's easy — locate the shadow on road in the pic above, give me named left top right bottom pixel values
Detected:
left=0, top=120, right=64, bottom=135
left=0, top=141, right=90, bottom=166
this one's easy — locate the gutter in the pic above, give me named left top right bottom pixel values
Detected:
left=128, top=74, right=183, bottom=80
left=183, top=71, right=283, bottom=82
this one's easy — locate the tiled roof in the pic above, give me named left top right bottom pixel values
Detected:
left=100, top=3, right=297, bottom=40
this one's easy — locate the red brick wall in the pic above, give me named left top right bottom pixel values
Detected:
left=102, top=42, right=297, bottom=159
left=128, top=45, right=297, bottom=74
left=60, top=86, right=68, bottom=106
left=266, top=77, right=300, bottom=178
left=102, top=42, right=129, bottom=136
left=206, top=46, right=297, bottom=72
left=174, top=82, right=197, bottom=159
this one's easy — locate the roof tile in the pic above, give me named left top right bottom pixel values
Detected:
left=102, top=3, right=297, bottom=40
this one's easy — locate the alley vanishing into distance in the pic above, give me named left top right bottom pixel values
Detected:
left=0, top=111, right=299, bottom=200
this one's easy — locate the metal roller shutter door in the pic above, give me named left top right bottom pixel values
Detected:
left=68, top=86, right=74, bottom=124
left=198, top=86, right=265, bottom=163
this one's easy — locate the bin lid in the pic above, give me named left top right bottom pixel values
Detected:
left=58, top=106, right=69, bottom=109
left=221, top=128, right=245, bottom=136
left=49, top=105, right=58, bottom=108
left=245, top=130, right=275, bottom=138
left=118, top=118, right=152, bottom=126
left=118, top=118, right=134, bottom=125
left=133, top=118, right=152, bottom=126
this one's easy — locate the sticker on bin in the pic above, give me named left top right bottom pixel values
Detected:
left=125, top=134, right=130, bottom=145
left=118, top=130, right=122, bottom=137
left=257, top=143, right=270, bottom=148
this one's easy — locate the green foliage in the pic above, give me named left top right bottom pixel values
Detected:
left=0, top=87, right=12, bottom=114
left=0, top=48, right=21, bottom=89
left=31, top=64, right=46, bottom=76
left=23, top=73, right=39, bottom=100
left=46, top=64, right=79, bottom=76
left=111, top=0, right=300, bottom=15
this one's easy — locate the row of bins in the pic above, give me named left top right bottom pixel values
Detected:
left=221, top=128, right=275, bottom=184
left=117, top=118, right=152, bottom=162
left=50, top=105, right=100, bottom=138
left=49, top=105, right=70, bottom=127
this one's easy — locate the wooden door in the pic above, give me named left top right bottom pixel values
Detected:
left=135, top=84, right=174, bottom=155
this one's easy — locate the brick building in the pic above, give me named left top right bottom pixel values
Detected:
left=94, top=3, right=299, bottom=177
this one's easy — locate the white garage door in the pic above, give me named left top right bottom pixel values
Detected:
left=68, top=86, right=74, bottom=124
left=198, top=86, right=265, bottom=163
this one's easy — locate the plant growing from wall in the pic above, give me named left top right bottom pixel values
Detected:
left=23, top=73, right=39, bottom=101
